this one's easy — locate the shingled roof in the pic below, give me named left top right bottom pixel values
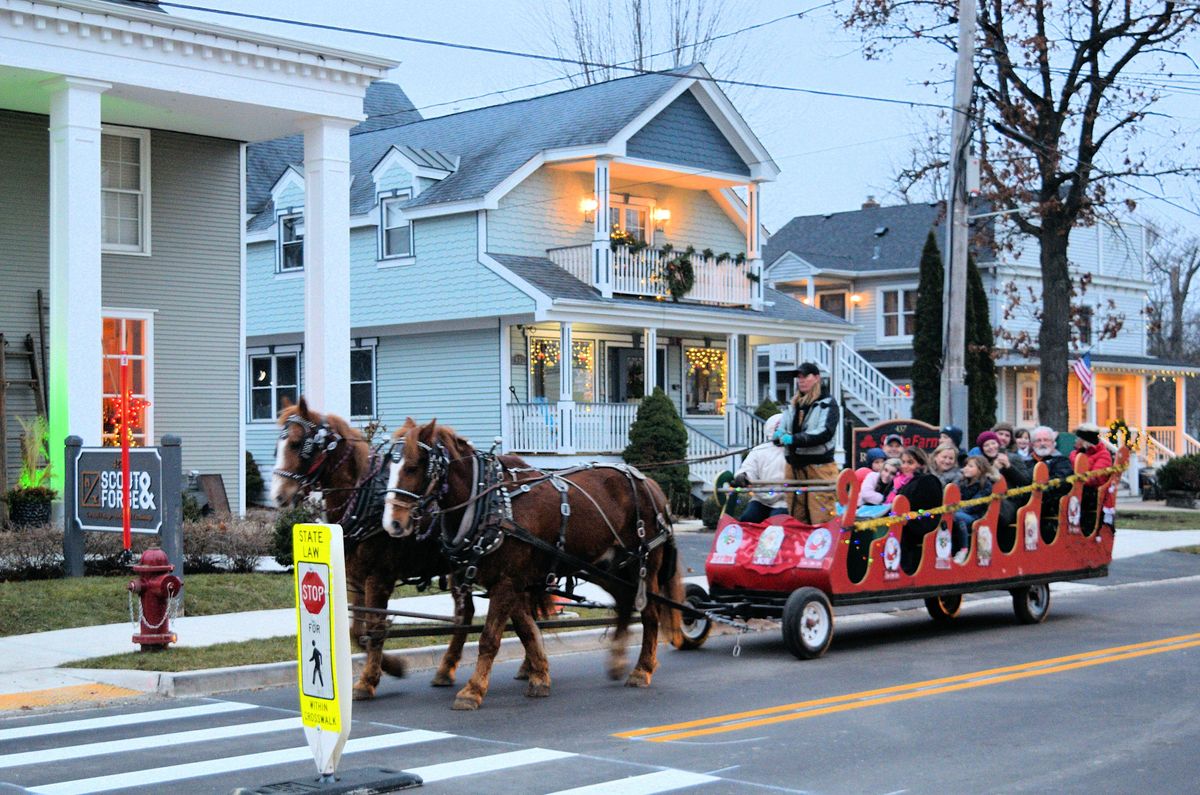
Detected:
left=246, top=68, right=708, bottom=230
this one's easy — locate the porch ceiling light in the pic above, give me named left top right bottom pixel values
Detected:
left=580, top=197, right=598, bottom=223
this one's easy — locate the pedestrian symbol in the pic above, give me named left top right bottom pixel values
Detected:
left=310, top=640, right=324, bottom=687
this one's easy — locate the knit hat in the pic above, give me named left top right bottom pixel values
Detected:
left=865, top=448, right=887, bottom=464
left=1074, top=424, right=1102, bottom=446
left=940, top=425, right=964, bottom=448
left=976, top=431, right=1001, bottom=448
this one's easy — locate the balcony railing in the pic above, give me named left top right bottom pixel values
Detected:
left=546, top=244, right=752, bottom=306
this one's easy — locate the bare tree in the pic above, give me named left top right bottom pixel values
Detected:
left=845, top=1, right=1200, bottom=429
left=539, top=0, right=744, bottom=86
left=1145, top=222, right=1200, bottom=361
left=887, top=112, right=951, bottom=203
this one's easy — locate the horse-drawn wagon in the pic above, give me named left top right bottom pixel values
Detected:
left=680, top=448, right=1128, bottom=658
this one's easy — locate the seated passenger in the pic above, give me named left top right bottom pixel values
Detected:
left=928, top=443, right=962, bottom=486
left=1023, top=425, right=1077, bottom=538
left=732, top=413, right=789, bottom=524
left=1069, top=423, right=1114, bottom=530
left=855, top=447, right=887, bottom=484
left=952, top=455, right=997, bottom=564
left=860, top=458, right=899, bottom=506
left=1014, top=427, right=1033, bottom=462
left=893, top=447, right=945, bottom=573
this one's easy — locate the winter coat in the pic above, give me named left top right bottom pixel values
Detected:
left=860, top=470, right=894, bottom=506
left=735, top=441, right=789, bottom=510
left=1070, top=444, right=1114, bottom=488
left=932, top=466, right=962, bottom=487
left=780, top=391, right=840, bottom=467
left=955, top=476, right=995, bottom=520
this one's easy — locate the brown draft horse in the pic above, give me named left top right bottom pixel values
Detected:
left=271, top=398, right=536, bottom=700
left=383, top=418, right=684, bottom=711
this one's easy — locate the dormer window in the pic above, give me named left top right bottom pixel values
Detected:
left=279, top=215, right=303, bottom=272
left=380, top=193, right=414, bottom=259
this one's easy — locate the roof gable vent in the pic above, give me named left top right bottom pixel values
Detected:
left=873, top=226, right=889, bottom=237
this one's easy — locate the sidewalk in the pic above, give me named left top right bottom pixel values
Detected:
left=1, top=527, right=1197, bottom=713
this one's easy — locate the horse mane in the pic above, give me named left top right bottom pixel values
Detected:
left=399, top=419, right=474, bottom=462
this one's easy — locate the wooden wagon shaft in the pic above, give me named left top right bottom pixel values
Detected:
left=376, top=615, right=629, bottom=640
left=348, top=604, right=458, bottom=623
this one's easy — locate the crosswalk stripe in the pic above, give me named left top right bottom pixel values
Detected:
left=545, top=770, right=721, bottom=794
left=27, top=730, right=452, bottom=795
left=0, top=717, right=299, bottom=769
left=0, top=701, right=255, bottom=743
left=405, top=747, right=576, bottom=783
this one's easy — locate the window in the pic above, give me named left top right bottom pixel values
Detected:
left=1017, top=373, right=1038, bottom=425
left=818, top=292, right=848, bottom=320
left=279, top=215, right=304, bottom=272
left=1076, top=306, right=1093, bottom=346
left=609, top=200, right=648, bottom=243
left=350, top=344, right=376, bottom=419
left=880, top=287, right=917, bottom=339
left=685, top=347, right=726, bottom=415
left=249, top=351, right=300, bottom=421
left=380, top=194, right=413, bottom=259
left=102, top=314, right=152, bottom=446
left=101, top=129, right=150, bottom=253
left=529, top=339, right=595, bottom=402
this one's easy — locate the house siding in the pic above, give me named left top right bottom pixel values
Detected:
left=103, top=129, right=244, bottom=510
left=625, top=90, right=749, bottom=177
left=375, top=162, right=413, bottom=194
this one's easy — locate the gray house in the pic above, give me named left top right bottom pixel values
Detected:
left=0, top=0, right=393, bottom=515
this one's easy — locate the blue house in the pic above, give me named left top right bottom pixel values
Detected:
left=244, top=65, right=853, bottom=490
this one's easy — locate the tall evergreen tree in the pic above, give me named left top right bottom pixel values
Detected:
left=911, top=231, right=944, bottom=424
left=965, top=256, right=997, bottom=436
left=623, top=387, right=692, bottom=515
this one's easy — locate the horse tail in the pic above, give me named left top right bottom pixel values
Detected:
left=657, top=534, right=684, bottom=647
left=528, top=588, right=556, bottom=621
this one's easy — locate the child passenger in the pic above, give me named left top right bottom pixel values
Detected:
left=860, top=458, right=899, bottom=506
left=952, top=455, right=996, bottom=564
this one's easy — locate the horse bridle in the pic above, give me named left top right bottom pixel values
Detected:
left=387, top=436, right=452, bottom=535
left=274, top=414, right=344, bottom=500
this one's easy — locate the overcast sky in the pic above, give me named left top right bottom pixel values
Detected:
left=174, top=0, right=1199, bottom=234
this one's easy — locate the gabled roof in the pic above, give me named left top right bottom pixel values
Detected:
left=488, top=254, right=851, bottom=328
left=246, top=65, right=771, bottom=230
left=766, top=203, right=947, bottom=276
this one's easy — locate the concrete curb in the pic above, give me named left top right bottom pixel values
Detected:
left=104, top=625, right=646, bottom=698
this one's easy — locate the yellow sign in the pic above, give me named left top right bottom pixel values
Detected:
left=293, top=522, right=351, bottom=775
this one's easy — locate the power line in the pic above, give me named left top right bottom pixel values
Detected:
left=160, top=1, right=949, bottom=113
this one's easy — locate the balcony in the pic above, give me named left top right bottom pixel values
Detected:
left=546, top=244, right=753, bottom=307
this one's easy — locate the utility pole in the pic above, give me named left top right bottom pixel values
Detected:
left=940, top=0, right=975, bottom=435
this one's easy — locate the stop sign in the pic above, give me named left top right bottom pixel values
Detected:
left=300, top=569, right=327, bottom=614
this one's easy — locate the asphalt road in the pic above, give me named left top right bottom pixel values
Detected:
left=1, top=547, right=1198, bottom=794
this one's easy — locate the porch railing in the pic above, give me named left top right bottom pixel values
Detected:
left=684, top=422, right=738, bottom=488
left=574, top=401, right=640, bottom=453
left=802, top=340, right=912, bottom=423
left=728, top=404, right=767, bottom=449
left=546, top=244, right=752, bottom=306
left=507, top=401, right=560, bottom=453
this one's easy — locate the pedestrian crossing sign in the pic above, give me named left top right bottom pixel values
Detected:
left=293, top=522, right=352, bottom=775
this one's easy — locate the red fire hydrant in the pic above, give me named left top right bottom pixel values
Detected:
left=127, top=548, right=182, bottom=651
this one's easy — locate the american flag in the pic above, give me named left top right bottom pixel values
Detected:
left=1072, top=352, right=1095, bottom=405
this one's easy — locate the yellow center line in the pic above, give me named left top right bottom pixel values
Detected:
left=616, top=631, right=1200, bottom=742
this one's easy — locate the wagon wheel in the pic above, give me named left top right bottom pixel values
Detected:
left=782, top=587, right=834, bottom=660
left=924, top=594, right=963, bottom=623
left=675, top=583, right=712, bottom=650
left=1011, top=583, right=1051, bottom=624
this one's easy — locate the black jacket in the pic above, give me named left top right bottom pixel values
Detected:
left=783, top=390, right=840, bottom=467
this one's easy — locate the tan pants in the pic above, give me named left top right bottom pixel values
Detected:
left=787, top=461, right=841, bottom=524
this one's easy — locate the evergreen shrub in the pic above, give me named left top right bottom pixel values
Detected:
left=623, top=388, right=692, bottom=515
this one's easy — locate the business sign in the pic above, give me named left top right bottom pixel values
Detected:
left=293, top=522, right=352, bottom=776
left=851, top=419, right=941, bottom=468
left=72, top=447, right=163, bottom=533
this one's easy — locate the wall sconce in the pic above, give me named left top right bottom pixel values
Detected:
left=651, top=207, right=671, bottom=231
left=800, top=296, right=812, bottom=305
left=850, top=293, right=862, bottom=304
left=580, top=197, right=598, bottom=223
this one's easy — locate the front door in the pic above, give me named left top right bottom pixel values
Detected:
left=608, top=347, right=666, bottom=402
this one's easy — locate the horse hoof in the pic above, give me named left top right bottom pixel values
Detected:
left=607, top=662, right=627, bottom=681
left=514, top=665, right=530, bottom=681
left=525, top=682, right=551, bottom=698
left=430, top=672, right=455, bottom=687
left=625, top=671, right=652, bottom=688
left=452, top=696, right=481, bottom=711
left=352, top=685, right=376, bottom=701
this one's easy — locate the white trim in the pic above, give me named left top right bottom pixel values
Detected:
left=269, top=166, right=305, bottom=209
left=370, top=145, right=453, bottom=190
left=238, top=142, right=247, bottom=515
left=876, top=284, right=918, bottom=343
left=378, top=192, right=414, bottom=260
left=246, top=347, right=302, bottom=423
left=400, top=197, right=490, bottom=220
left=499, top=320, right=512, bottom=452
left=545, top=299, right=854, bottom=339
left=476, top=211, right=552, bottom=314
left=277, top=212, right=304, bottom=273
left=614, top=156, right=751, bottom=186
left=815, top=289, right=850, bottom=321
left=99, top=125, right=151, bottom=256
left=100, top=308, right=154, bottom=445
left=682, top=68, right=779, bottom=180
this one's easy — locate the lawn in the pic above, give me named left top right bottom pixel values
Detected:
left=1119, top=510, right=1200, bottom=532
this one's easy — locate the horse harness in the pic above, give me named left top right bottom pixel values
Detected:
left=390, top=439, right=673, bottom=610
left=273, top=414, right=355, bottom=495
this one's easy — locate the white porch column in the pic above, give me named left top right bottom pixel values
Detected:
left=746, top=180, right=764, bottom=311
left=768, top=345, right=778, bottom=402
left=830, top=339, right=846, bottom=465
left=726, top=333, right=741, bottom=445
left=301, top=117, right=355, bottom=417
left=557, top=321, right=576, bottom=453
left=499, top=321, right=512, bottom=452
left=592, top=157, right=613, bottom=298
left=47, top=77, right=109, bottom=474
left=643, top=327, right=658, bottom=396
left=806, top=278, right=815, bottom=306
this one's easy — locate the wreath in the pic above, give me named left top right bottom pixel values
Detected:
left=1107, top=418, right=1138, bottom=450
left=660, top=245, right=695, bottom=301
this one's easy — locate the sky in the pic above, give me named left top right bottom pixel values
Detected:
left=169, top=0, right=1200, bottom=235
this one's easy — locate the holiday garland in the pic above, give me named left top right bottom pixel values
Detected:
left=1107, top=418, right=1138, bottom=450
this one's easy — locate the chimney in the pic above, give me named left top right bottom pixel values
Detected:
left=862, top=195, right=880, bottom=209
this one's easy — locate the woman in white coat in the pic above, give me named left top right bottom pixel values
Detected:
left=732, top=413, right=789, bottom=524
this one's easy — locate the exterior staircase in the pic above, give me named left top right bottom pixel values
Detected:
left=765, top=341, right=912, bottom=426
